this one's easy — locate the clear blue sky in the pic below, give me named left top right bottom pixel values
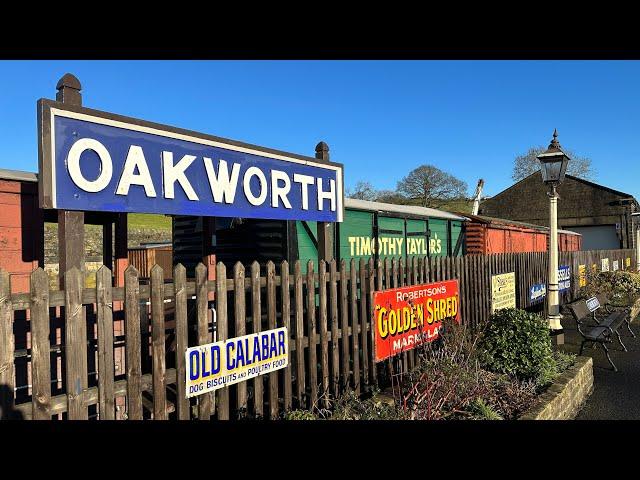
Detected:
left=1, top=60, right=639, bottom=199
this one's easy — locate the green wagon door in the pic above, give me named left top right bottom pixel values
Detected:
left=451, top=220, right=464, bottom=256
left=377, top=216, right=406, bottom=263
left=406, top=219, right=429, bottom=260
left=429, top=218, right=449, bottom=257
left=338, top=209, right=375, bottom=264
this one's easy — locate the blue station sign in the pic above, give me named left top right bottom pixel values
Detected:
left=38, top=100, right=344, bottom=222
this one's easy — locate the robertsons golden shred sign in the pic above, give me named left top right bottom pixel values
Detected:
left=373, top=280, right=460, bottom=362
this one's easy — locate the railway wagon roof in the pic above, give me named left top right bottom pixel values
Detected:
left=463, top=213, right=581, bottom=236
left=344, top=198, right=467, bottom=221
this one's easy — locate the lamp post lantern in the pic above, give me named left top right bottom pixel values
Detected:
left=537, top=129, right=570, bottom=334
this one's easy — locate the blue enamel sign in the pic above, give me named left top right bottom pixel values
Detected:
left=38, top=100, right=344, bottom=222
left=529, top=283, right=546, bottom=303
left=558, top=265, right=570, bottom=292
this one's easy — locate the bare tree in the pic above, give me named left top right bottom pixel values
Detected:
left=396, top=165, right=468, bottom=208
left=375, top=189, right=409, bottom=204
left=345, top=180, right=378, bottom=201
left=512, top=146, right=594, bottom=182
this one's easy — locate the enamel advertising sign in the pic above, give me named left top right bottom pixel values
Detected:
left=38, top=100, right=344, bottom=222
left=491, top=272, right=516, bottom=313
left=529, top=283, right=546, bottom=303
left=579, top=264, right=587, bottom=287
left=373, top=280, right=460, bottom=362
left=185, top=327, right=288, bottom=398
left=558, top=265, right=571, bottom=292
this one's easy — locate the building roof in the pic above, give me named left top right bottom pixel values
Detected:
left=0, top=168, right=37, bottom=183
left=487, top=171, right=638, bottom=208
left=345, top=198, right=467, bottom=221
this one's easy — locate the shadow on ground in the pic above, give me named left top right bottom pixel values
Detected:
left=560, top=313, right=640, bottom=420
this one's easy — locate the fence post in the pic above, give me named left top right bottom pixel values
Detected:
left=234, top=262, right=247, bottom=414
left=251, top=261, right=264, bottom=417
left=216, top=262, right=229, bottom=420
left=280, top=261, right=293, bottom=411
left=266, top=261, right=279, bottom=419
left=317, top=260, right=329, bottom=409
left=349, top=259, right=360, bottom=395
left=339, top=259, right=350, bottom=392
left=637, top=229, right=640, bottom=270
left=294, top=261, right=305, bottom=409
left=64, top=267, right=88, bottom=420
left=96, top=266, right=115, bottom=420
left=196, top=263, right=213, bottom=420
left=306, top=261, right=318, bottom=408
left=329, top=259, right=339, bottom=399
left=150, top=265, right=167, bottom=420
left=30, top=268, right=51, bottom=420
left=359, top=258, right=369, bottom=391
left=0, top=270, right=15, bottom=419
left=173, top=264, right=190, bottom=420
left=124, top=265, right=143, bottom=420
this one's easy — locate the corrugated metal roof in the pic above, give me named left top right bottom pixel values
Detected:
left=344, top=198, right=466, bottom=221
left=0, top=168, right=37, bottom=183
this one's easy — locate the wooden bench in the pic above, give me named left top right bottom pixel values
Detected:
left=566, top=294, right=636, bottom=372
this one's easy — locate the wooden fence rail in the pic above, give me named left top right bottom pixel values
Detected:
left=0, top=248, right=635, bottom=420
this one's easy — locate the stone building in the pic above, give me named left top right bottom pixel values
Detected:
left=479, top=171, right=639, bottom=251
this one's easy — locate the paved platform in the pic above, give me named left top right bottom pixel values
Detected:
left=558, top=312, right=640, bottom=420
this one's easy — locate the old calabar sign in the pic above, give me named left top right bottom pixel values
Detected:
left=37, top=99, right=344, bottom=221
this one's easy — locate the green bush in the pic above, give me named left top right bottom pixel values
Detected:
left=479, top=308, right=556, bottom=387
left=580, top=270, right=640, bottom=306
left=553, top=350, right=576, bottom=373
left=468, top=398, right=503, bottom=420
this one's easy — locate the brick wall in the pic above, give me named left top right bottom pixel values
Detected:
left=519, top=356, right=593, bottom=420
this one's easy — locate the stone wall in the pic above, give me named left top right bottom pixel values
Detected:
left=519, top=356, right=593, bottom=420
left=44, top=223, right=171, bottom=264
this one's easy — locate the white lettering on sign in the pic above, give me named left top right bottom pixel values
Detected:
left=162, top=152, right=198, bottom=201
left=271, top=170, right=292, bottom=209
left=395, top=284, right=447, bottom=302
left=586, top=296, right=600, bottom=312
left=64, top=138, right=339, bottom=212
left=293, top=174, right=315, bottom=211
left=203, top=158, right=240, bottom=204
left=67, top=138, right=113, bottom=193
left=317, top=178, right=336, bottom=211
left=243, top=166, right=268, bottom=206
left=116, top=145, right=157, bottom=197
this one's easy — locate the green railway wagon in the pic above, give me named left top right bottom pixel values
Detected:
left=296, top=198, right=466, bottom=272
left=173, top=198, right=466, bottom=275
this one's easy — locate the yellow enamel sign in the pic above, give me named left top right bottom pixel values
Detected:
left=491, top=272, right=516, bottom=314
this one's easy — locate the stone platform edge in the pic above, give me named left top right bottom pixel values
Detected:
left=518, top=356, right=593, bottom=420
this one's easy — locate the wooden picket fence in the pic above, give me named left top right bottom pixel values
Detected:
left=0, top=248, right=635, bottom=420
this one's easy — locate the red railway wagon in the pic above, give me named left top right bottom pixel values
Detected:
left=0, top=170, right=44, bottom=293
left=0, top=168, right=131, bottom=291
left=463, top=214, right=581, bottom=254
